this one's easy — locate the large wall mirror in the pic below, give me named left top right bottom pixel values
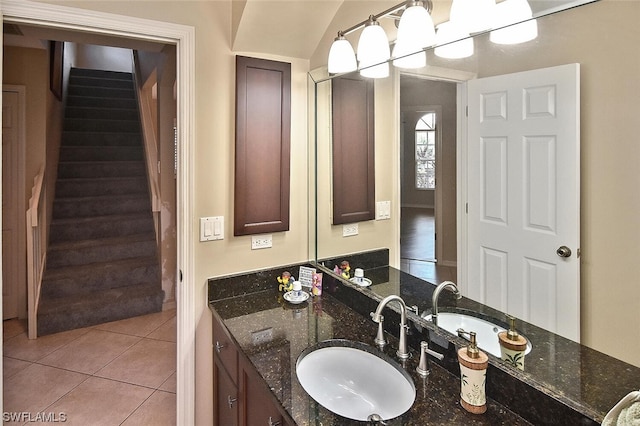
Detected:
left=311, top=0, right=640, bottom=419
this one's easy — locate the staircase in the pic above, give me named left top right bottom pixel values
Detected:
left=37, top=68, right=164, bottom=336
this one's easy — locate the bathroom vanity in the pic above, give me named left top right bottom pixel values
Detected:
left=208, top=252, right=640, bottom=425
left=209, top=269, right=530, bottom=425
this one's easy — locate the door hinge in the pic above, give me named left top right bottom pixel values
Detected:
left=465, top=105, right=468, bottom=117
left=577, top=248, right=581, bottom=258
left=179, top=269, right=183, bottom=282
left=466, top=203, right=468, bottom=214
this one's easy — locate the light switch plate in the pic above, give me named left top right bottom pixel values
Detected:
left=376, top=201, right=391, bottom=220
left=200, top=216, right=224, bottom=241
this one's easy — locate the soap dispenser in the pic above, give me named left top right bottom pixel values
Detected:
left=498, top=315, right=528, bottom=371
left=457, top=331, right=488, bottom=414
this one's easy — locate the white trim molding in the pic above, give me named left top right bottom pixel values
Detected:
left=0, top=1, right=196, bottom=423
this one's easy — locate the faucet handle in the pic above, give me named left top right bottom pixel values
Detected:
left=417, top=341, right=444, bottom=377
left=371, top=313, right=386, bottom=347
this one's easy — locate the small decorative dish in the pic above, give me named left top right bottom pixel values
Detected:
left=349, top=277, right=372, bottom=287
left=283, top=291, right=310, bottom=304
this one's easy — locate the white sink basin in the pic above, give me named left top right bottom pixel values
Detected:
left=296, top=340, right=415, bottom=421
left=423, top=312, right=532, bottom=357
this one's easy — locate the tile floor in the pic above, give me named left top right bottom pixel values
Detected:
left=3, top=309, right=176, bottom=425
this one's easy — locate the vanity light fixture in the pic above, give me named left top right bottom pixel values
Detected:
left=328, top=33, right=357, bottom=74
left=357, top=16, right=391, bottom=78
left=326, top=0, right=538, bottom=77
left=434, top=21, right=474, bottom=59
left=490, top=0, right=538, bottom=44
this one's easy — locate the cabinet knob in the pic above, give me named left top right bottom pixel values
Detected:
left=268, top=417, right=281, bottom=426
left=215, top=341, right=226, bottom=353
left=227, top=395, right=237, bottom=409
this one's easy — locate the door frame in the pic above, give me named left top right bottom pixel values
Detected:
left=394, top=69, right=475, bottom=277
left=0, top=1, right=195, bottom=423
left=2, top=84, right=26, bottom=320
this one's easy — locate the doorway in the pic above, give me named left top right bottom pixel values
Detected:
left=1, top=2, right=195, bottom=423
left=399, top=74, right=458, bottom=283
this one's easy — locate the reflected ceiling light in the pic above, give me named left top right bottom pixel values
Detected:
left=449, top=0, right=495, bottom=34
left=328, top=33, right=357, bottom=74
left=490, top=0, right=538, bottom=44
left=357, top=16, right=391, bottom=78
left=434, top=21, right=474, bottom=59
left=392, top=42, right=426, bottom=69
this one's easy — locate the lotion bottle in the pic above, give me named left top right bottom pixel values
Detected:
left=498, top=315, right=528, bottom=371
left=457, top=331, right=488, bottom=414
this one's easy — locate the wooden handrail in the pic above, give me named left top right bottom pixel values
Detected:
left=26, top=165, right=46, bottom=339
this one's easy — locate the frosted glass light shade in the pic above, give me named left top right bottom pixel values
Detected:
left=450, top=0, right=495, bottom=34
left=357, top=18, right=390, bottom=78
left=328, top=36, right=357, bottom=74
left=392, top=41, right=426, bottom=69
left=360, top=62, right=390, bottom=78
left=490, top=0, right=537, bottom=44
left=396, top=3, right=436, bottom=49
left=435, top=21, right=473, bottom=59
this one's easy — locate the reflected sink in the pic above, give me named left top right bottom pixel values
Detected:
left=296, top=340, right=415, bottom=421
left=423, top=312, right=532, bottom=357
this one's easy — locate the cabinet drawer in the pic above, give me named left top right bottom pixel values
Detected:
left=213, top=314, right=238, bottom=383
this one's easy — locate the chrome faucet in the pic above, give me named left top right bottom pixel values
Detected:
left=371, top=295, right=410, bottom=360
left=431, top=281, right=462, bottom=327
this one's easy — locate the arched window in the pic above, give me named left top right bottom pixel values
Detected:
left=415, top=112, right=436, bottom=189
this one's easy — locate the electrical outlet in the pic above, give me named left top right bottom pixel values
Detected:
left=342, top=223, right=358, bottom=237
left=251, top=234, right=272, bottom=249
left=251, top=328, right=273, bottom=345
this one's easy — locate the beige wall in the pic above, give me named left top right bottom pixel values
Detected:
left=3, top=46, right=48, bottom=214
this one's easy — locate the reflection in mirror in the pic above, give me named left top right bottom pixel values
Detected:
left=312, top=0, right=640, bottom=422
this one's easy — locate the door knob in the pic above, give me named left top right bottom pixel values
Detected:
left=556, top=246, right=572, bottom=258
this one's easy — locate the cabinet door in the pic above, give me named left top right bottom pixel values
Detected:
left=241, top=367, right=285, bottom=426
left=213, top=314, right=238, bottom=382
left=215, top=361, right=239, bottom=426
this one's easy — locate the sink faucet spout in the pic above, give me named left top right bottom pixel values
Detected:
left=371, top=295, right=410, bottom=360
left=431, top=281, right=462, bottom=327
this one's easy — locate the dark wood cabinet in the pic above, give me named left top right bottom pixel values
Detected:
left=234, top=55, right=291, bottom=236
left=213, top=312, right=292, bottom=426
left=331, top=74, right=376, bottom=225
left=215, top=360, right=239, bottom=426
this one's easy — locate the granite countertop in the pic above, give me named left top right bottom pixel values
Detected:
left=209, top=256, right=640, bottom=425
left=210, top=286, right=531, bottom=425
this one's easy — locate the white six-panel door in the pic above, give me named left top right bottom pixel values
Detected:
left=466, top=64, right=580, bottom=342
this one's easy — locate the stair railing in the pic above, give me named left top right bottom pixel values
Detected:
left=26, top=165, right=46, bottom=339
left=132, top=53, right=162, bottom=245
